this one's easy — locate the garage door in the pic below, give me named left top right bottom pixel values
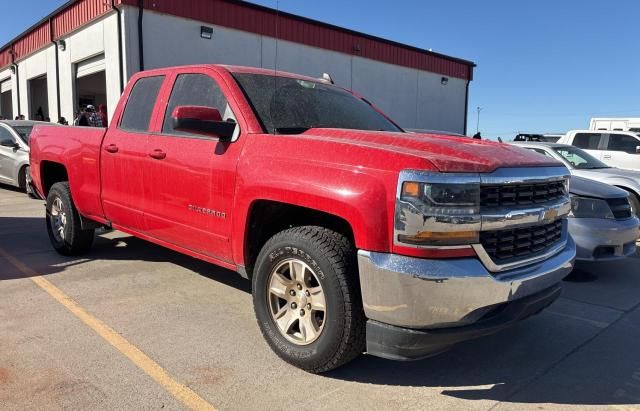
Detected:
left=0, top=79, right=11, bottom=93
left=76, top=54, right=105, bottom=79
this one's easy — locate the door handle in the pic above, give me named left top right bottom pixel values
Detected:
left=149, top=149, right=167, bottom=160
left=104, top=144, right=119, bottom=153
left=603, top=154, right=612, bottom=159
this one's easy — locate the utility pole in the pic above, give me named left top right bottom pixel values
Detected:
left=476, top=106, right=483, bottom=133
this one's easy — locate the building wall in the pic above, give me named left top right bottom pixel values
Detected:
left=2, top=6, right=468, bottom=133
left=124, top=9, right=468, bottom=134
left=5, top=12, right=121, bottom=122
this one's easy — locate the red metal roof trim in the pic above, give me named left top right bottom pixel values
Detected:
left=124, top=0, right=474, bottom=80
left=52, top=0, right=113, bottom=39
left=0, top=0, right=113, bottom=69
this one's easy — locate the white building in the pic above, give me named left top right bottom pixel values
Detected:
left=0, top=0, right=475, bottom=133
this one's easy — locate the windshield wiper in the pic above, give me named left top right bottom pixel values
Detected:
left=274, top=127, right=311, bottom=135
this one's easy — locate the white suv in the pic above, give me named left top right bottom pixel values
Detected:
left=558, top=130, right=640, bottom=171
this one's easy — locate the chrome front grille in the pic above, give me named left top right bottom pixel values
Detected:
left=480, top=220, right=563, bottom=262
left=481, top=181, right=566, bottom=208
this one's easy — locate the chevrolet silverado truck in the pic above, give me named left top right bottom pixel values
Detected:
left=29, top=65, right=576, bottom=373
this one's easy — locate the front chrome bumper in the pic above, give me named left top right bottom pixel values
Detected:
left=569, top=217, right=639, bottom=261
left=357, top=235, right=576, bottom=329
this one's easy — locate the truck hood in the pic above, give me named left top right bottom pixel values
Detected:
left=299, top=129, right=561, bottom=173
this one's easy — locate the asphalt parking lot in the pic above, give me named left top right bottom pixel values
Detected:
left=1, top=185, right=640, bottom=410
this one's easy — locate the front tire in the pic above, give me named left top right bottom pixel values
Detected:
left=18, top=165, right=29, bottom=192
left=46, top=182, right=95, bottom=256
left=252, top=226, right=365, bottom=373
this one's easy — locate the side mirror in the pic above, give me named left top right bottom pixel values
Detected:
left=172, top=105, right=235, bottom=142
left=636, top=145, right=640, bottom=154
left=0, top=138, right=18, bottom=149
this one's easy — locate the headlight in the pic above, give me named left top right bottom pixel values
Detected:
left=569, top=196, right=614, bottom=219
left=397, top=181, right=480, bottom=246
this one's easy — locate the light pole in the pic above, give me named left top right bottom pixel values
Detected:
left=476, top=106, right=483, bottom=134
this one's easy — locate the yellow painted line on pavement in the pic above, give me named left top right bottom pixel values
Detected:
left=0, top=247, right=217, bottom=411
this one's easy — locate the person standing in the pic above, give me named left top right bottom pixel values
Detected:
left=86, top=105, right=103, bottom=127
left=98, top=104, right=108, bottom=127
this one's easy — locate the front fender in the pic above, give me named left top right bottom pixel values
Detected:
left=232, top=162, right=397, bottom=266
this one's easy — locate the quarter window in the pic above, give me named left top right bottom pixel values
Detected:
left=162, top=73, right=235, bottom=136
left=120, top=76, right=165, bottom=132
left=607, top=134, right=640, bottom=154
left=573, top=133, right=602, bottom=150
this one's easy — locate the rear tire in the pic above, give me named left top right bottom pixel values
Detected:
left=46, top=182, right=94, bottom=256
left=252, top=226, right=365, bottom=373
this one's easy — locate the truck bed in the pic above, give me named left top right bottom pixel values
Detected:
left=30, top=125, right=107, bottom=220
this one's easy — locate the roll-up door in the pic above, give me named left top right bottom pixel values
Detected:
left=0, top=79, right=11, bottom=93
left=76, top=54, right=105, bottom=79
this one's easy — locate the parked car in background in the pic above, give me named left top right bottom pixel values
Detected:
left=0, top=120, right=51, bottom=192
left=513, top=133, right=562, bottom=143
left=566, top=176, right=638, bottom=262
left=512, top=142, right=640, bottom=216
left=28, top=64, right=576, bottom=372
left=558, top=130, right=640, bottom=171
left=590, top=117, right=640, bottom=133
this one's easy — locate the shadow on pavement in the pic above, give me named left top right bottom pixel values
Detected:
left=0, top=216, right=251, bottom=294
left=2, top=215, right=640, bottom=407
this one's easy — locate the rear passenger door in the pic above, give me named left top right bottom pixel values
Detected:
left=101, top=75, right=165, bottom=230
left=572, top=132, right=605, bottom=161
left=603, top=133, right=640, bottom=170
left=143, top=69, right=245, bottom=264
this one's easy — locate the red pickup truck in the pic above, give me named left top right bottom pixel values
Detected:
left=29, top=65, right=576, bottom=372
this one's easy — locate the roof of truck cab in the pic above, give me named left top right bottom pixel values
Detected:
left=220, top=65, right=328, bottom=82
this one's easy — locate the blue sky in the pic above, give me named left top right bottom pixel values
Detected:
left=2, top=0, right=639, bottom=139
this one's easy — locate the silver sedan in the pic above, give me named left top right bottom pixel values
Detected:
left=0, top=120, right=52, bottom=192
left=567, top=176, right=639, bottom=262
left=512, top=142, right=640, bottom=217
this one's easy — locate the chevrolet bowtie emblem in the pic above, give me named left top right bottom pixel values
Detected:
left=540, top=208, right=558, bottom=223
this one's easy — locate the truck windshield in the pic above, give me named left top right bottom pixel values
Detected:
left=232, top=73, right=402, bottom=134
left=553, top=146, right=611, bottom=170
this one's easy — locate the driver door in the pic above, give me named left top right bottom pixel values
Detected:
left=603, top=133, right=640, bottom=170
left=143, top=69, right=245, bottom=263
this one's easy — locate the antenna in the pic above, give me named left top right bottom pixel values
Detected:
left=272, top=0, right=280, bottom=134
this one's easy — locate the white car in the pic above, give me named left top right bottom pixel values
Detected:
left=558, top=130, right=640, bottom=171
left=0, top=120, right=53, bottom=192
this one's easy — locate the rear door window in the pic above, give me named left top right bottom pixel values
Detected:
left=573, top=133, right=603, bottom=150
left=607, top=134, right=640, bottom=154
left=119, top=76, right=165, bottom=132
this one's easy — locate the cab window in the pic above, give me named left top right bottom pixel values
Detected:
left=120, top=75, right=165, bottom=132
left=607, top=134, right=640, bottom=154
left=573, top=133, right=602, bottom=150
left=162, top=73, right=236, bottom=137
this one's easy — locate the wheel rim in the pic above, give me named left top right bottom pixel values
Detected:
left=50, top=197, right=67, bottom=242
left=24, top=166, right=32, bottom=193
left=267, top=258, right=326, bottom=345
